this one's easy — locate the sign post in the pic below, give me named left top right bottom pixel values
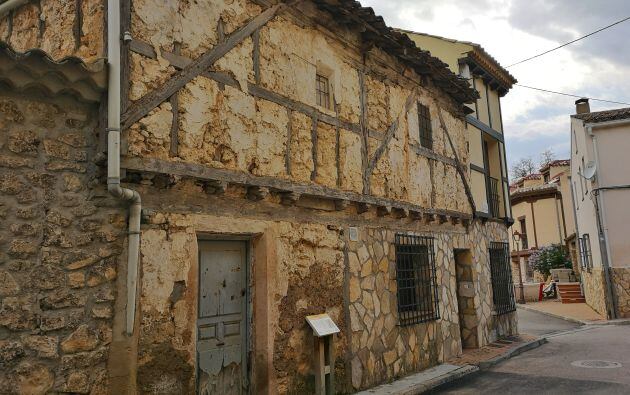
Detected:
left=306, top=314, right=340, bottom=395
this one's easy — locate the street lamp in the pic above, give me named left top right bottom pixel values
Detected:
left=512, top=230, right=526, bottom=304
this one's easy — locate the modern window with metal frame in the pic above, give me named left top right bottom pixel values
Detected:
left=316, top=73, right=331, bottom=109
left=579, top=234, right=593, bottom=271
left=394, top=234, right=440, bottom=326
left=418, top=103, right=433, bottom=150
left=489, top=242, right=516, bottom=315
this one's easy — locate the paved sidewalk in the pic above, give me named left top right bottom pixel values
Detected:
left=517, top=300, right=605, bottom=324
left=358, top=335, right=545, bottom=394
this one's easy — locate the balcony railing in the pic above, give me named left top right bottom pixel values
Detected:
left=488, top=176, right=500, bottom=218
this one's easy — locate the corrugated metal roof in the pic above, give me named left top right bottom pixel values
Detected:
left=0, top=42, right=106, bottom=103
left=311, top=0, right=478, bottom=105
left=572, top=107, right=630, bottom=123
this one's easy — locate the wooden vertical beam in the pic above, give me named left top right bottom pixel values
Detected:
left=36, top=0, right=44, bottom=40
left=286, top=108, right=292, bottom=176
left=334, top=101, right=341, bottom=188
left=217, top=17, right=226, bottom=42
left=73, top=0, right=83, bottom=51
left=358, top=69, right=370, bottom=194
left=311, top=115, right=318, bottom=181
left=169, top=42, right=181, bottom=157
left=252, top=28, right=261, bottom=85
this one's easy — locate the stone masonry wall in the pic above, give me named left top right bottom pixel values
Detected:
left=0, top=94, right=124, bottom=394
left=582, top=267, right=608, bottom=317
left=611, top=268, right=630, bottom=318
left=346, top=220, right=516, bottom=390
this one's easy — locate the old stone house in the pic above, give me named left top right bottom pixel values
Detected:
left=0, top=0, right=517, bottom=394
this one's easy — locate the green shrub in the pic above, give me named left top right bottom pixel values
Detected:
left=528, top=244, right=572, bottom=279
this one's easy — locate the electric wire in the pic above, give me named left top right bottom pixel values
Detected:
left=513, top=84, right=630, bottom=106
left=506, top=16, right=630, bottom=67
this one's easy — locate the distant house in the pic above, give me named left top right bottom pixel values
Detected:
left=570, top=99, right=630, bottom=319
left=508, top=161, right=576, bottom=283
left=400, top=30, right=517, bottom=223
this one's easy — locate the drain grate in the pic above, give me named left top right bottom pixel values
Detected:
left=571, top=360, right=623, bottom=369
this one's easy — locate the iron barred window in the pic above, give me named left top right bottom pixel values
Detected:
left=316, top=73, right=331, bottom=109
left=394, top=234, right=440, bottom=326
left=579, top=234, right=593, bottom=271
left=489, top=242, right=516, bottom=315
left=418, top=103, right=433, bottom=150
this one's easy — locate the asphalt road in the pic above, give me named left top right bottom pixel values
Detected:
left=431, top=309, right=630, bottom=394
left=516, top=307, right=580, bottom=336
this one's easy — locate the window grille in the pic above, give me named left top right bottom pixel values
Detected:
left=579, top=234, right=592, bottom=271
left=418, top=103, right=433, bottom=150
left=394, top=234, right=440, bottom=326
left=489, top=242, right=516, bottom=315
left=316, top=74, right=331, bottom=109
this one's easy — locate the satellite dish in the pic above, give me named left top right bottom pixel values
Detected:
left=582, top=161, right=597, bottom=180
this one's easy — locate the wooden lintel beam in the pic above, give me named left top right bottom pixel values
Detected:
left=120, top=156, right=473, bottom=220
left=122, top=3, right=285, bottom=129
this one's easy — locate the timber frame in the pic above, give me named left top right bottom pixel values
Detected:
left=115, top=0, right=480, bottom=225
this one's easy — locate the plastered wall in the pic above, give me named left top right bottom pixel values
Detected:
left=124, top=0, right=472, bottom=215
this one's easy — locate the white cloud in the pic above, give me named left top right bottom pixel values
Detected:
left=360, top=0, right=630, bottom=163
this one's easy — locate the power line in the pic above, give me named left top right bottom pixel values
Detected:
left=514, top=84, right=630, bottom=106
left=506, top=16, right=630, bottom=68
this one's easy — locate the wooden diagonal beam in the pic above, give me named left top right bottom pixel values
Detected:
left=434, top=100, right=477, bottom=214
left=121, top=3, right=285, bottom=130
left=364, top=88, right=417, bottom=192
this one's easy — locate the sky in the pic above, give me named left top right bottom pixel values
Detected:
left=360, top=0, right=630, bottom=171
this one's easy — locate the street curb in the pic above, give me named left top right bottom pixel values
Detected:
left=356, top=364, right=479, bottom=395
left=407, top=365, right=479, bottom=395
left=517, top=304, right=586, bottom=325
left=476, top=337, right=548, bottom=370
left=517, top=305, right=630, bottom=326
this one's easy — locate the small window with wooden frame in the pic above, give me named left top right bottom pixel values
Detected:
left=316, top=73, right=331, bottom=110
left=417, top=102, right=433, bottom=150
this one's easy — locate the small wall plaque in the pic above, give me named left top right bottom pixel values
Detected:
left=348, top=227, right=359, bottom=242
left=306, top=314, right=340, bottom=337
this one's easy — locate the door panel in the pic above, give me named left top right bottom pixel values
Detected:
left=197, top=241, right=247, bottom=395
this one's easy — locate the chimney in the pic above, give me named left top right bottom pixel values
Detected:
left=575, top=98, right=590, bottom=114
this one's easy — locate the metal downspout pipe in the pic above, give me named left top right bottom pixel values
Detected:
left=107, top=0, right=141, bottom=335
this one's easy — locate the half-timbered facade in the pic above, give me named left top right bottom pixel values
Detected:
left=0, top=0, right=517, bottom=393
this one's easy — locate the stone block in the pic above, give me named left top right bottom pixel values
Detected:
left=61, top=325, right=99, bottom=354
left=23, top=335, right=59, bottom=359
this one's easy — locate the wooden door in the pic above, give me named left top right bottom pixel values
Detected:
left=197, top=241, right=248, bottom=394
